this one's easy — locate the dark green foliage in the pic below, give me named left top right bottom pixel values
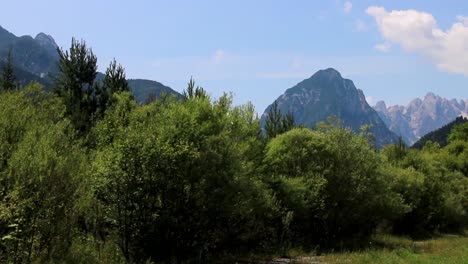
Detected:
left=381, top=136, right=408, bottom=165
left=412, top=116, right=468, bottom=149
left=95, top=59, right=131, bottom=117
left=183, top=77, right=208, bottom=99
left=0, top=80, right=467, bottom=263
left=264, top=101, right=295, bottom=139
left=102, top=59, right=129, bottom=94
left=381, top=132, right=468, bottom=237
left=1, top=50, right=16, bottom=91
left=53, top=38, right=98, bottom=132
left=92, top=92, right=274, bottom=262
left=448, top=121, right=468, bottom=143
left=0, top=37, right=466, bottom=263
left=0, top=83, right=86, bottom=262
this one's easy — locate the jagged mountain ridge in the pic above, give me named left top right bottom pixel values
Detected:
left=261, top=68, right=399, bottom=147
left=374, top=93, right=468, bottom=145
left=0, top=25, right=181, bottom=102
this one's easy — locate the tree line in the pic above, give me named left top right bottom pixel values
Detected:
left=0, top=39, right=467, bottom=263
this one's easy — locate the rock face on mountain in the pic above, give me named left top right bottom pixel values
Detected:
left=261, top=68, right=398, bottom=147
left=0, top=26, right=59, bottom=78
left=374, top=93, right=468, bottom=145
left=0, top=25, right=181, bottom=101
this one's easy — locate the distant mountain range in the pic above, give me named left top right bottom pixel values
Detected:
left=374, top=93, right=468, bottom=145
left=0, top=26, right=181, bottom=103
left=261, top=68, right=399, bottom=147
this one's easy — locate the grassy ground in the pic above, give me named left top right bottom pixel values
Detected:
left=290, top=234, right=468, bottom=264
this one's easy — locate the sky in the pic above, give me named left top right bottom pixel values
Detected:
left=2, top=0, right=468, bottom=113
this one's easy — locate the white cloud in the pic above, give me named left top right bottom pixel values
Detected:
left=375, top=42, right=392, bottom=52
left=367, top=6, right=468, bottom=75
left=213, top=49, right=225, bottom=64
left=366, top=96, right=375, bottom=105
left=343, top=1, right=352, bottom=14
left=355, top=19, right=368, bottom=32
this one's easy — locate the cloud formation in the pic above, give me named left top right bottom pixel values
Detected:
left=343, top=1, right=352, bottom=14
left=367, top=6, right=468, bottom=75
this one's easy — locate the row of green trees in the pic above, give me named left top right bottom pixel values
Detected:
left=0, top=40, right=467, bottom=263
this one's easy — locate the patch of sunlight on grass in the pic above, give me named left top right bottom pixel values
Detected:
left=318, top=234, right=468, bottom=264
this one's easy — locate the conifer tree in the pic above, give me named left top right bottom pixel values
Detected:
left=96, top=58, right=130, bottom=114
left=265, top=101, right=295, bottom=139
left=53, top=38, right=98, bottom=132
left=1, top=49, right=17, bottom=91
left=102, top=58, right=129, bottom=94
left=183, top=77, right=207, bottom=99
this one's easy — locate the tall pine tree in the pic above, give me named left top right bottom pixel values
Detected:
left=96, top=58, right=130, bottom=115
left=265, top=101, right=295, bottom=139
left=53, top=38, right=98, bottom=133
left=1, top=49, right=16, bottom=91
left=102, top=58, right=129, bottom=94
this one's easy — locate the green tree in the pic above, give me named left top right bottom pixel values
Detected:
left=265, top=127, right=405, bottom=247
left=95, top=58, right=131, bottom=116
left=1, top=49, right=17, bottom=91
left=183, top=77, right=208, bottom=100
left=264, top=101, right=295, bottom=139
left=92, top=92, right=274, bottom=262
left=102, top=59, right=129, bottom=94
left=381, top=136, right=407, bottom=165
left=53, top=38, right=98, bottom=133
left=449, top=122, right=468, bottom=143
left=0, top=83, right=86, bottom=262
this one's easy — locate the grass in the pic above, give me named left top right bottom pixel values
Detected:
left=301, top=234, right=468, bottom=264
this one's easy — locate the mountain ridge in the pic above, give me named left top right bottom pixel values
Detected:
left=374, top=93, right=468, bottom=145
left=262, top=68, right=399, bottom=147
left=0, top=25, right=181, bottom=102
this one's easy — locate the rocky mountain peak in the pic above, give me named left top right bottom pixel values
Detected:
left=312, top=68, right=343, bottom=81
left=374, top=93, right=468, bottom=145
left=35, top=33, right=58, bottom=49
left=262, top=68, right=398, bottom=147
left=374, top=101, right=387, bottom=113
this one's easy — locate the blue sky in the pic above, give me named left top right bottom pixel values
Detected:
left=2, top=0, right=468, bottom=113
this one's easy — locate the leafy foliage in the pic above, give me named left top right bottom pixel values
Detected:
left=0, top=40, right=466, bottom=263
left=0, top=83, right=86, bottom=262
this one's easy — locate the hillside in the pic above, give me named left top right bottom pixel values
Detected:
left=0, top=26, right=181, bottom=101
left=412, top=116, right=468, bottom=149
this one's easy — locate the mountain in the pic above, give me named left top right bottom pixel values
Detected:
left=261, top=68, right=398, bottom=147
left=412, top=116, right=468, bottom=149
left=0, top=26, right=59, bottom=78
left=374, top=93, right=468, bottom=145
left=0, top=25, right=181, bottom=102
left=0, top=60, right=51, bottom=88
left=128, top=79, right=183, bottom=104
